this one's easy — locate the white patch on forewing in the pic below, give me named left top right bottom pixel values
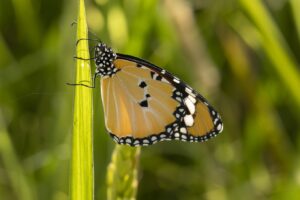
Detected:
left=184, top=115, right=194, bottom=126
left=188, top=95, right=196, bottom=104
left=185, top=87, right=196, bottom=97
left=184, top=97, right=195, bottom=115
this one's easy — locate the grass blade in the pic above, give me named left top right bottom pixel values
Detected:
left=290, top=0, right=300, bottom=40
left=70, top=0, right=94, bottom=199
left=239, top=0, right=300, bottom=108
left=0, top=112, right=36, bottom=200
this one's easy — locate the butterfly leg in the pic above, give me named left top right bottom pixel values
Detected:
left=66, top=73, right=97, bottom=88
left=76, top=38, right=101, bottom=46
left=73, top=56, right=95, bottom=60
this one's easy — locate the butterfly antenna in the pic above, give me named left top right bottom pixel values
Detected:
left=71, top=21, right=102, bottom=44
left=87, top=30, right=102, bottom=43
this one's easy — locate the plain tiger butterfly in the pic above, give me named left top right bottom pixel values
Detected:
left=73, top=42, right=223, bottom=146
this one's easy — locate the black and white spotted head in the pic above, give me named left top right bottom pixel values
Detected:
left=94, top=43, right=118, bottom=77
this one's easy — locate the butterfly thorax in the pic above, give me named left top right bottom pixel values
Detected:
left=94, top=43, right=118, bottom=77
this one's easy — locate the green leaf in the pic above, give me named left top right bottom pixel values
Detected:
left=70, top=0, right=94, bottom=199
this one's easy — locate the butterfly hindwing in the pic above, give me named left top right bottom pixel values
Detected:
left=100, top=53, right=223, bottom=146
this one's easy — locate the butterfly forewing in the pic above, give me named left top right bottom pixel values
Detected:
left=100, top=54, right=223, bottom=146
left=101, top=59, right=178, bottom=140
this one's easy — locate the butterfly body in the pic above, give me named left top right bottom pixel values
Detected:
left=94, top=42, right=223, bottom=146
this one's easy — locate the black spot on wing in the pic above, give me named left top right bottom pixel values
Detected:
left=139, top=100, right=148, bottom=107
left=156, top=75, right=162, bottom=81
left=150, top=71, right=164, bottom=81
left=139, top=81, right=147, bottom=88
left=150, top=71, right=155, bottom=79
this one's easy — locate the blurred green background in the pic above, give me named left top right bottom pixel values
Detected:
left=1, top=0, right=300, bottom=199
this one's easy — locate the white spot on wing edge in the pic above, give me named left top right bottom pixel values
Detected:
left=181, top=134, right=187, bottom=140
left=217, top=123, right=223, bottom=132
left=211, top=110, right=216, bottom=116
left=151, top=136, right=157, bottom=141
left=185, top=87, right=193, bottom=95
left=173, top=78, right=180, bottom=84
left=180, top=127, right=187, bottom=134
left=143, top=139, right=150, bottom=144
left=126, top=138, right=131, bottom=144
left=214, top=118, right=219, bottom=125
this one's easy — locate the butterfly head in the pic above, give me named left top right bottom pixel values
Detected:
left=94, top=43, right=118, bottom=77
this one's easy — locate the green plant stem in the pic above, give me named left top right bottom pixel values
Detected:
left=107, top=146, right=140, bottom=200
left=70, top=0, right=94, bottom=199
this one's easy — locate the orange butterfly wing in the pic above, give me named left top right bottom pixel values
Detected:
left=100, top=55, right=222, bottom=146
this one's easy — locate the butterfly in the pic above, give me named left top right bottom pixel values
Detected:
left=74, top=42, right=223, bottom=146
